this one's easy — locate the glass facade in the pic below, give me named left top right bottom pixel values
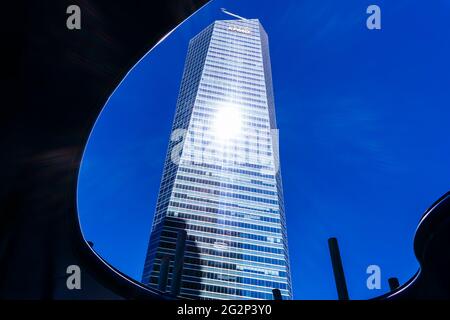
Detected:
left=142, top=19, right=292, bottom=300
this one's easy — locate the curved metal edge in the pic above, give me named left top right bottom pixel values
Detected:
left=70, top=0, right=211, bottom=300
left=374, top=191, right=450, bottom=299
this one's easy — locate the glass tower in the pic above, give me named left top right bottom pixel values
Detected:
left=142, top=18, right=292, bottom=300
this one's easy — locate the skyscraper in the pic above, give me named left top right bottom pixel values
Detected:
left=142, top=18, right=292, bottom=300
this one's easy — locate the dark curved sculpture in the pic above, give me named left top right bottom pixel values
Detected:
left=378, top=191, right=450, bottom=299
left=1, top=0, right=208, bottom=299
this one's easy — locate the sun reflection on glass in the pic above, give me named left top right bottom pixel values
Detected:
left=212, top=104, right=242, bottom=142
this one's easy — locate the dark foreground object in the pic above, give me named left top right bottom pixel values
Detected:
left=381, top=192, right=450, bottom=299
left=1, top=0, right=208, bottom=299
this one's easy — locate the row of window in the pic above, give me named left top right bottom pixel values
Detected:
left=185, top=133, right=272, bottom=157
left=198, top=86, right=267, bottom=105
left=156, top=251, right=288, bottom=279
left=200, top=81, right=265, bottom=99
left=182, top=268, right=288, bottom=290
left=168, top=208, right=281, bottom=234
left=213, top=29, right=261, bottom=47
left=191, top=109, right=270, bottom=131
left=201, top=73, right=265, bottom=92
left=197, top=91, right=266, bottom=111
left=204, top=57, right=263, bottom=80
left=163, top=227, right=283, bottom=255
left=177, top=174, right=276, bottom=196
left=195, top=101, right=268, bottom=122
left=184, top=136, right=273, bottom=161
left=178, top=166, right=275, bottom=189
left=164, top=217, right=276, bottom=243
left=180, top=158, right=274, bottom=179
left=180, top=149, right=274, bottom=175
left=204, top=55, right=264, bottom=77
left=212, top=32, right=261, bottom=49
left=173, top=183, right=278, bottom=205
left=192, top=111, right=270, bottom=132
left=171, top=187, right=281, bottom=219
left=207, top=74, right=260, bottom=89
left=208, top=44, right=261, bottom=61
left=204, top=60, right=264, bottom=80
left=170, top=192, right=280, bottom=222
left=188, top=122, right=273, bottom=144
left=210, top=37, right=260, bottom=56
left=148, top=261, right=287, bottom=292
left=183, top=160, right=275, bottom=180
left=150, top=253, right=286, bottom=288
left=158, top=240, right=284, bottom=266
left=177, top=277, right=276, bottom=300
left=208, top=48, right=263, bottom=65
left=194, top=99, right=268, bottom=120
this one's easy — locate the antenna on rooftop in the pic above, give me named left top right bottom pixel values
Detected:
left=221, top=8, right=248, bottom=21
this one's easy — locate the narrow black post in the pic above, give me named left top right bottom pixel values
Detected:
left=328, top=237, right=349, bottom=300
left=272, top=288, right=283, bottom=300
left=170, top=230, right=187, bottom=296
left=158, top=255, right=170, bottom=292
left=388, top=277, right=400, bottom=291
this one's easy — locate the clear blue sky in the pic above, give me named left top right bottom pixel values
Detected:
left=78, top=0, right=450, bottom=299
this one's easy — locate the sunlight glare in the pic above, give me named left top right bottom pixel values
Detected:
left=212, top=104, right=242, bottom=142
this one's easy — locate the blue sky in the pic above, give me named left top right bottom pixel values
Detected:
left=78, top=0, right=450, bottom=299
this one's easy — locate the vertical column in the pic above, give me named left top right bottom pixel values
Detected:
left=272, top=288, right=283, bottom=300
left=171, top=230, right=187, bottom=297
left=328, top=237, right=349, bottom=300
left=158, top=255, right=170, bottom=292
left=388, top=277, right=400, bottom=292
